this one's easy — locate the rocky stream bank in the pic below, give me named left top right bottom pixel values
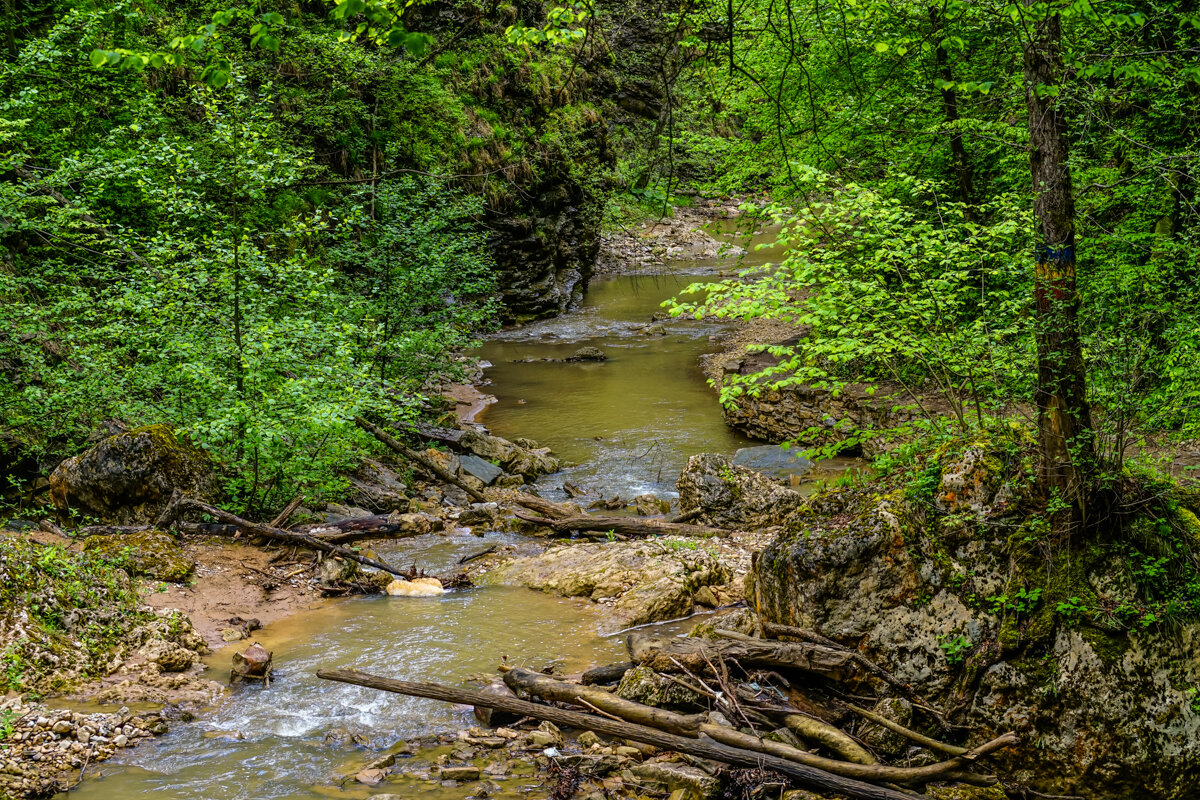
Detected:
left=4, top=205, right=1197, bottom=800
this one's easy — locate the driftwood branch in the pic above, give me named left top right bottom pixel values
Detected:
left=629, top=633, right=857, bottom=680
left=270, top=495, right=305, bottom=528
left=510, top=494, right=730, bottom=538
left=501, top=668, right=1006, bottom=788
left=297, top=515, right=427, bottom=545
left=177, top=498, right=410, bottom=578
left=315, top=668, right=927, bottom=800
left=761, top=621, right=951, bottom=729
left=154, top=489, right=184, bottom=530
left=355, top=416, right=486, bottom=503
left=847, top=703, right=967, bottom=757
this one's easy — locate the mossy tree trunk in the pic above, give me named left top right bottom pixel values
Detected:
left=1022, top=0, right=1096, bottom=529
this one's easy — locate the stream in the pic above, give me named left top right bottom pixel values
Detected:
left=61, top=219, right=792, bottom=799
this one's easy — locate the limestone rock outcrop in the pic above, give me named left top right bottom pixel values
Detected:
left=748, top=442, right=1200, bottom=800
left=676, top=453, right=806, bottom=529
left=489, top=540, right=730, bottom=631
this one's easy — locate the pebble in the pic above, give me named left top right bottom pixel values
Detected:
left=0, top=705, right=169, bottom=799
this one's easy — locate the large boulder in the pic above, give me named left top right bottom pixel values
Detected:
left=457, top=430, right=559, bottom=481
left=749, top=442, right=1200, bottom=800
left=489, top=540, right=730, bottom=631
left=49, top=424, right=220, bottom=525
left=676, top=453, right=806, bottom=529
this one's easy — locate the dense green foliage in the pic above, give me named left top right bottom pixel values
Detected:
left=658, top=0, right=1200, bottom=474
left=0, top=1, right=516, bottom=512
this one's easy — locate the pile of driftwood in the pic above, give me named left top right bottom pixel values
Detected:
left=319, top=626, right=1024, bottom=800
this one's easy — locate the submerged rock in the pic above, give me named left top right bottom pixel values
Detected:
left=676, top=453, right=805, bottom=529
left=567, top=346, right=607, bottom=361
left=49, top=424, right=220, bottom=525
left=731, top=444, right=814, bottom=481
left=489, top=540, right=730, bottom=630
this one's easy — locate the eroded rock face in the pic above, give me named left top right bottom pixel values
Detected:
left=49, top=424, right=220, bottom=525
left=489, top=168, right=604, bottom=322
left=676, top=453, right=805, bottom=529
left=489, top=540, right=730, bottom=631
left=749, top=450, right=1200, bottom=800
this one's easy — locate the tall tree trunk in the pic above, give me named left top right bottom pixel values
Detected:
left=930, top=8, right=973, bottom=207
left=1022, top=2, right=1094, bottom=525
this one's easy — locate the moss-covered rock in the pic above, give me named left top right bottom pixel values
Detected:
left=616, top=664, right=706, bottom=710
left=676, top=452, right=806, bottom=528
left=49, top=424, right=221, bottom=525
left=83, top=531, right=195, bottom=583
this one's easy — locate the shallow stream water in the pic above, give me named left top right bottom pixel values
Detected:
left=61, top=218, right=795, bottom=799
left=476, top=221, right=783, bottom=500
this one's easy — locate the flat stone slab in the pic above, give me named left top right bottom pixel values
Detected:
left=732, top=445, right=814, bottom=480
left=459, top=453, right=504, bottom=485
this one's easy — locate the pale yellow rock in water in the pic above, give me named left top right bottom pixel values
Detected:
left=385, top=577, right=445, bottom=596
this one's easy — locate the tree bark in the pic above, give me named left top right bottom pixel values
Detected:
left=1022, top=1, right=1094, bottom=525
left=930, top=7, right=973, bottom=207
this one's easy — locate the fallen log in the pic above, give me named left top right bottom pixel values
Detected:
left=781, top=712, right=876, bottom=766
left=510, top=493, right=576, bottom=519
left=510, top=494, right=730, bottom=538
left=296, top=515, right=428, bottom=545
left=505, top=667, right=706, bottom=735
left=512, top=510, right=731, bottom=539
left=316, top=668, right=926, bottom=800
left=628, top=633, right=857, bottom=680
left=501, top=668, right=1006, bottom=788
left=580, top=661, right=634, bottom=685
left=354, top=416, right=486, bottom=503
left=177, top=498, right=411, bottom=578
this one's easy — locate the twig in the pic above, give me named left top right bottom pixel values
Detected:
left=270, top=495, right=304, bottom=528
left=846, top=703, right=966, bottom=757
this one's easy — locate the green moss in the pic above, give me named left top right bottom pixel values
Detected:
left=84, top=531, right=195, bottom=583
left=1078, top=626, right=1132, bottom=665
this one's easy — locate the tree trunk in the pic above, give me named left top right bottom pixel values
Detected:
left=930, top=7, right=973, bottom=207
left=1022, top=2, right=1095, bottom=526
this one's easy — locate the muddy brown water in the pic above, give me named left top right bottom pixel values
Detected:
left=476, top=220, right=785, bottom=500
left=61, top=219, right=804, bottom=799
